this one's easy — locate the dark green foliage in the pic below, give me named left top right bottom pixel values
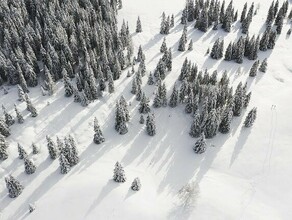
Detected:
left=193, top=133, right=207, bottom=154
left=113, top=161, right=126, bottom=182
left=244, top=107, right=257, bottom=127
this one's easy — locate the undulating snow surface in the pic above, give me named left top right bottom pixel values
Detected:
left=1, top=0, right=292, bottom=219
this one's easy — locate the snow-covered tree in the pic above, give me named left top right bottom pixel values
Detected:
left=244, top=107, right=257, bottom=127
left=139, top=115, right=145, bottom=124
left=0, top=119, right=11, bottom=137
left=93, top=118, right=105, bottom=144
left=189, top=112, right=201, bottom=138
left=259, top=58, right=268, bottom=73
left=32, top=143, right=39, bottom=154
left=146, top=114, right=156, bottom=136
left=169, top=84, right=179, bottom=108
left=136, top=16, right=142, bottom=33
left=0, top=134, right=9, bottom=160
left=249, top=60, right=260, bottom=77
left=14, top=104, right=24, bottom=124
left=46, top=135, right=58, bottom=160
left=113, top=161, right=126, bottom=182
left=131, top=177, right=141, bottom=191
left=5, top=175, right=23, bottom=198
left=2, top=105, right=15, bottom=126
left=219, top=108, right=233, bottom=134
left=59, top=153, right=71, bottom=174
left=160, top=38, right=167, bottom=53
left=193, top=133, right=207, bottom=154
left=18, top=143, right=27, bottom=159
left=24, top=157, right=36, bottom=174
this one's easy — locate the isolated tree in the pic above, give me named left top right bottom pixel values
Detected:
left=46, top=135, right=58, bottom=160
left=113, top=161, right=126, bottom=182
left=29, top=204, right=36, bottom=213
left=244, top=107, right=257, bottom=127
left=93, top=118, right=105, bottom=144
left=115, top=102, right=128, bottom=135
left=24, top=157, right=36, bottom=174
left=259, top=58, right=268, bottom=73
left=18, top=143, right=27, bottom=159
left=146, top=114, right=156, bottom=136
left=193, top=133, right=207, bottom=154
left=59, top=153, right=71, bottom=174
left=131, top=177, right=141, bottom=191
left=5, top=175, right=24, bottom=198
left=249, top=60, right=260, bottom=77
left=136, top=16, right=142, bottom=33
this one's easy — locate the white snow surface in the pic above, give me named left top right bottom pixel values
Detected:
left=1, top=0, right=292, bottom=219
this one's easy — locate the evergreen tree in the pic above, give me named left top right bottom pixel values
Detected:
left=17, top=85, right=26, bottom=102
left=160, top=38, right=167, bottom=53
left=113, top=161, right=126, bottom=182
left=137, top=45, right=145, bottom=62
left=198, top=7, right=209, bottom=32
left=171, top=14, right=175, bottom=27
left=131, top=177, right=141, bottom=191
left=188, top=40, right=193, bottom=51
left=5, top=175, right=23, bottom=198
left=80, top=91, right=89, bottom=107
left=266, top=1, right=275, bottom=25
left=0, top=134, right=9, bottom=160
left=153, top=92, right=162, bottom=108
left=108, top=74, right=115, bottom=94
left=276, top=17, right=284, bottom=34
left=115, top=102, right=128, bottom=135
left=178, top=29, right=187, bottom=51
left=0, top=119, right=11, bottom=137
left=147, top=73, right=155, bottom=85
left=93, top=118, right=105, bottom=144
left=63, top=69, right=73, bottom=97
left=224, top=42, right=233, bottom=61
left=185, top=89, right=194, bottom=114
left=64, top=136, right=79, bottom=166
left=193, top=133, right=207, bottom=154
left=204, top=109, right=219, bottom=138
left=14, top=104, right=24, bottom=124
left=218, top=108, right=233, bottom=134
left=259, top=58, right=268, bottom=73
left=24, top=157, right=36, bottom=174
left=2, top=105, right=15, bottom=126
left=169, top=84, right=179, bottom=108
left=244, top=107, right=257, bottom=127
left=46, top=135, right=58, bottom=160
left=139, top=93, right=151, bottom=114
left=18, top=143, right=27, bottom=159
left=138, top=59, right=146, bottom=77
left=249, top=60, right=259, bottom=77
left=268, top=31, right=277, bottom=49
left=139, top=115, right=145, bottom=124
left=240, top=2, right=247, bottom=22
left=233, top=82, right=244, bottom=116
left=189, top=112, right=201, bottom=138
left=136, top=16, right=142, bottom=33
left=131, top=78, right=138, bottom=94
left=59, top=153, right=71, bottom=174
left=146, top=114, right=156, bottom=136
left=32, top=143, right=39, bottom=154
left=210, top=38, right=223, bottom=59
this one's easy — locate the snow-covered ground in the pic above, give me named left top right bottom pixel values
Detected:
left=1, top=0, right=292, bottom=219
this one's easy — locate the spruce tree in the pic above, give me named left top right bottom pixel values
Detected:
left=0, top=134, right=9, bottom=160
left=63, top=69, right=73, bottom=97
left=225, top=42, right=233, bottom=61
left=160, top=38, right=167, bottom=53
left=131, top=177, right=141, bottom=191
left=147, top=73, right=155, bottom=85
left=233, top=82, right=244, bottom=116
left=14, top=104, right=24, bottom=124
left=169, top=84, right=179, bottom=108
left=18, top=143, right=27, bottom=159
left=193, top=133, right=207, bottom=154
left=108, top=74, right=115, bottom=93
left=5, top=175, right=24, bottom=198
left=218, top=108, right=233, bottom=134
left=0, top=119, right=11, bottom=137
left=139, top=115, right=145, bottom=124
left=17, top=85, right=26, bottom=102
left=59, top=153, right=71, bottom=174
left=24, top=157, right=36, bottom=174
left=146, top=114, right=156, bottom=136
left=259, top=58, right=268, bottom=73
left=2, top=105, right=15, bottom=126
left=46, top=135, right=58, bottom=160
left=204, top=109, right=219, bottom=139
left=244, top=107, right=257, bottom=127
left=249, top=60, right=259, bottom=77
left=113, top=161, right=126, bottom=182
left=93, top=118, right=105, bottom=144
left=32, top=143, right=39, bottom=154
left=188, top=40, right=193, bottom=51
left=185, top=89, right=194, bottom=114
left=139, top=93, right=151, bottom=114
left=64, top=136, right=79, bottom=166
left=240, top=3, right=247, bottom=22
left=136, top=16, right=142, bottom=33
left=189, top=112, right=201, bottom=138
left=243, top=92, right=252, bottom=108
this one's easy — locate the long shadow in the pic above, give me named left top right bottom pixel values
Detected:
left=84, top=179, right=119, bottom=218
left=229, top=126, right=252, bottom=168
left=143, top=33, right=164, bottom=52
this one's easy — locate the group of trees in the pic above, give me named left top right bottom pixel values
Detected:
left=160, top=12, right=175, bottom=35
left=113, top=161, right=141, bottom=191
left=0, top=0, right=134, bottom=107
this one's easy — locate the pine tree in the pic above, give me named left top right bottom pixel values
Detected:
left=59, top=153, right=71, bottom=174
left=169, top=84, right=179, bottom=108
left=14, top=104, right=24, bottom=124
left=137, top=45, right=145, bottom=62
left=249, top=60, right=259, bottom=77
left=139, top=93, right=151, bottom=114
left=276, top=16, right=283, bottom=34
left=185, top=89, right=194, bottom=114
left=240, top=2, right=247, bottom=22
left=5, top=175, right=24, bottom=198
left=224, top=42, right=233, bottom=61
left=113, top=161, right=126, bottom=182
left=244, top=107, right=257, bottom=127
left=93, top=118, right=105, bottom=144
left=46, top=135, right=58, bottom=160
left=266, top=2, right=275, bottom=25
left=146, top=114, right=156, bottom=136
left=136, top=16, right=142, bottom=33
left=24, top=157, right=36, bottom=174
left=25, top=94, right=38, bottom=117
left=268, top=31, right=277, bottom=49
left=131, top=177, right=141, bottom=191
left=160, top=38, right=167, bottom=53
left=2, top=105, right=15, bottom=126
left=0, top=134, right=9, bottom=160
left=80, top=91, right=89, bottom=107
left=17, top=143, right=27, bottom=159
left=17, top=85, right=26, bottom=102
left=193, top=133, right=207, bottom=154
left=131, top=78, right=138, bottom=94
left=139, top=115, right=145, bottom=124
left=204, top=109, right=219, bottom=138
left=178, top=30, right=187, bottom=51
left=63, top=69, right=73, bottom=97
left=243, top=92, right=252, bottom=108
left=233, top=82, right=244, bottom=116
left=138, top=59, right=146, bottom=77
left=115, top=102, right=128, bottom=135
left=188, top=40, right=193, bottom=51
left=153, top=92, right=162, bottom=108
left=259, top=58, right=268, bottom=73
left=32, top=143, right=39, bottom=154
left=219, top=108, right=233, bottom=134
left=0, top=119, right=11, bottom=137
left=147, top=73, right=155, bottom=85
left=189, top=112, right=201, bottom=138
left=198, top=7, right=209, bottom=32
left=210, top=38, right=223, bottom=59
left=64, top=136, right=79, bottom=166
left=108, top=74, right=115, bottom=93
